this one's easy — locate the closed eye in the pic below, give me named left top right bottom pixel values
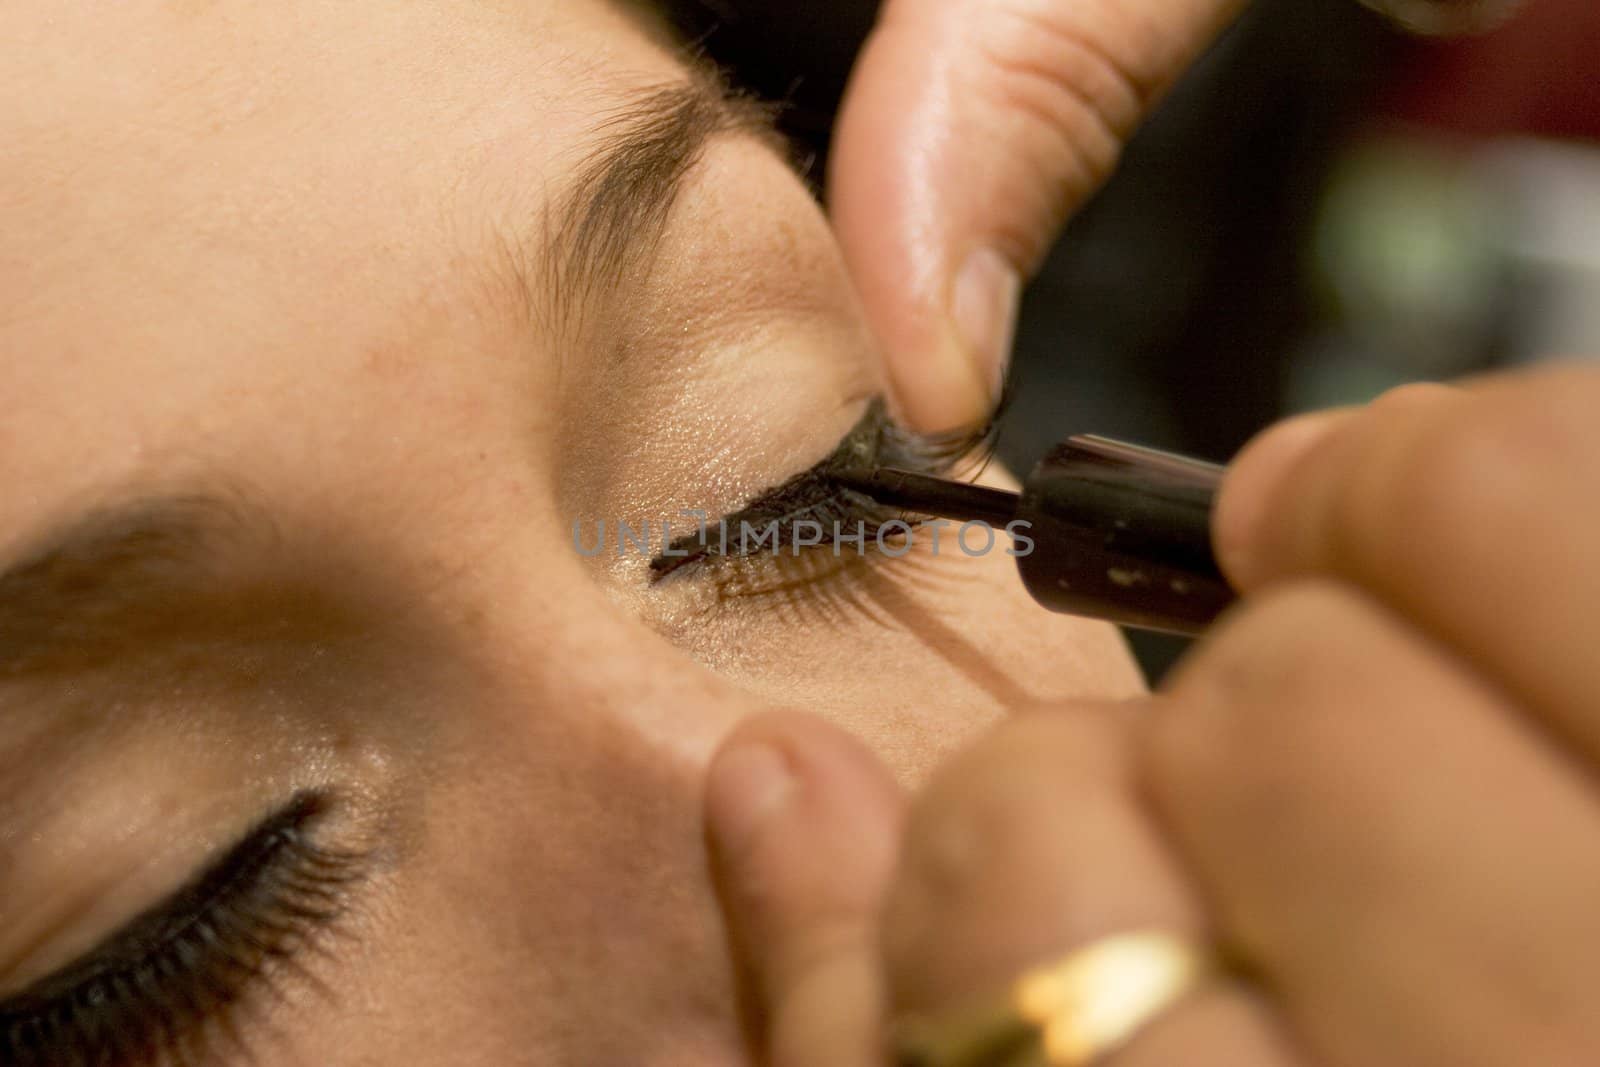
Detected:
left=0, top=792, right=369, bottom=1067
left=648, top=397, right=999, bottom=579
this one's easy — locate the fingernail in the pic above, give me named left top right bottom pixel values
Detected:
left=950, top=247, right=1020, bottom=406
left=1213, top=411, right=1345, bottom=585
left=706, top=739, right=796, bottom=856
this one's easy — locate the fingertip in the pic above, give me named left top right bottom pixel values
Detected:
left=705, top=734, right=797, bottom=864
left=706, top=711, right=905, bottom=873
left=826, top=4, right=1014, bottom=436
left=1213, top=411, right=1347, bottom=588
left=949, top=245, right=1020, bottom=412
left=706, top=713, right=905, bottom=1065
left=884, top=332, right=998, bottom=435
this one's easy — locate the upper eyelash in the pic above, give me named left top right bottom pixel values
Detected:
left=0, top=791, right=366, bottom=1067
left=649, top=397, right=1002, bottom=578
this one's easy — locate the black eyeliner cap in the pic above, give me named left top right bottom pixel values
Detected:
left=1014, top=436, right=1236, bottom=636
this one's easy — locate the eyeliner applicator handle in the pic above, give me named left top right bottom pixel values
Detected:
left=1014, top=436, right=1235, bottom=636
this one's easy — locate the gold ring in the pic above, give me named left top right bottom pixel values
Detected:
left=893, top=930, right=1215, bottom=1067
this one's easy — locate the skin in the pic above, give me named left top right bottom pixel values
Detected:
left=711, top=366, right=1600, bottom=1066
left=0, top=2, right=1145, bottom=1065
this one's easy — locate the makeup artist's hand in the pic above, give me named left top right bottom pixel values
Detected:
left=827, top=0, right=1245, bottom=432
left=708, top=363, right=1600, bottom=1065
left=829, top=0, right=1519, bottom=432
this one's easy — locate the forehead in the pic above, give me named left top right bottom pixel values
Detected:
left=0, top=0, right=686, bottom=322
left=1, top=0, right=680, bottom=268
left=0, top=0, right=690, bottom=542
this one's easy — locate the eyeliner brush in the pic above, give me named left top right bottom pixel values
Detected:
left=832, top=467, right=1020, bottom=527
left=833, top=435, right=1238, bottom=637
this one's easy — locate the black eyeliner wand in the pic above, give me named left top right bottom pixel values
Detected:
left=833, top=436, right=1236, bottom=636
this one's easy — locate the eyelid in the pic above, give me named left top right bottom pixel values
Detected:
left=0, top=791, right=368, bottom=1066
left=649, top=396, right=1002, bottom=578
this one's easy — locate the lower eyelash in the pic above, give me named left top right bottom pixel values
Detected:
left=0, top=791, right=367, bottom=1067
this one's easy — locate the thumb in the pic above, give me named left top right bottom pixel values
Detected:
left=828, top=0, right=1245, bottom=432
left=705, top=711, right=907, bottom=1067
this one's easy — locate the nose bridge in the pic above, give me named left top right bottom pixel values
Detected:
left=455, top=543, right=763, bottom=777
left=399, top=713, right=743, bottom=1067
left=470, top=605, right=785, bottom=1023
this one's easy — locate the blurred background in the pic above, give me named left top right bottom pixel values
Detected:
left=662, top=0, right=1600, bottom=678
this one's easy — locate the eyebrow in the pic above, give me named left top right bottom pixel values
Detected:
left=531, top=65, right=786, bottom=334
left=0, top=493, right=263, bottom=678
left=0, top=81, right=791, bottom=675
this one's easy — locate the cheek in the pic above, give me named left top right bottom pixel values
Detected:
left=644, top=544, right=1145, bottom=788
left=838, top=553, right=1145, bottom=786
left=351, top=642, right=746, bottom=1058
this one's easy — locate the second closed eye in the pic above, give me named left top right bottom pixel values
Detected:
left=0, top=792, right=371, bottom=1067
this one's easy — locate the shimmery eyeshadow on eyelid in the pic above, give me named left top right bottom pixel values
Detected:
left=647, top=398, right=1000, bottom=578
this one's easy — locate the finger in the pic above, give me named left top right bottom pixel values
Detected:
left=829, top=0, right=1246, bottom=431
left=1212, top=367, right=1600, bottom=760
left=886, top=703, right=1307, bottom=1066
left=705, top=710, right=906, bottom=1067
left=1108, top=983, right=1311, bottom=1067
left=1144, top=581, right=1600, bottom=1067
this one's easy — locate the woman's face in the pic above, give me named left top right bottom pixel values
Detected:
left=0, top=2, right=1141, bottom=1063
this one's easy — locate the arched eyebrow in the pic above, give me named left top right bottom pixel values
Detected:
left=532, top=66, right=789, bottom=334
left=0, top=492, right=270, bottom=678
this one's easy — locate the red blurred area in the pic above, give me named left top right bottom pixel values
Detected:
left=1379, top=0, right=1600, bottom=140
